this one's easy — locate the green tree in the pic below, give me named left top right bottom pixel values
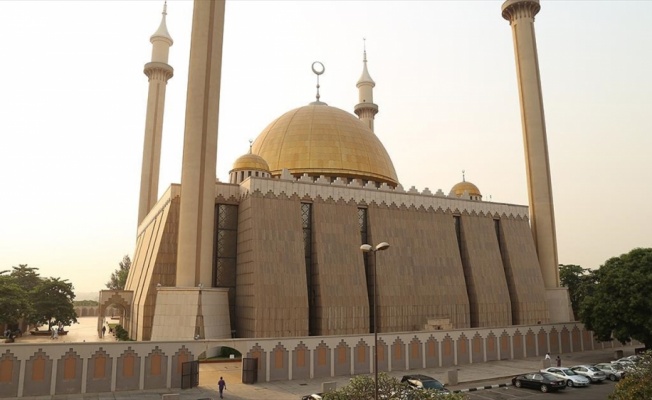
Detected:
left=559, top=264, right=597, bottom=318
left=10, top=264, right=42, bottom=292
left=0, top=275, right=32, bottom=326
left=105, top=255, right=131, bottom=290
left=322, top=373, right=467, bottom=400
left=30, top=277, right=78, bottom=329
left=610, top=351, right=652, bottom=400
left=581, top=248, right=652, bottom=349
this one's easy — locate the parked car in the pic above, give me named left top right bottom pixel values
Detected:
left=570, top=365, right=607, bottom=383
left=401, top=374, right=450, bottom=395
left=612, top=359, right=636, bottom=372
left=594, top=362, right=626, bottom=381
left=540, top=367, right=590, bottom=387
left=623, top=355, right=642, bottom=363
left=512, top=372, right=567, bottom=393
left=301, top=394, right=323, bottom=400
left=615, top=357, right=638, bottom=367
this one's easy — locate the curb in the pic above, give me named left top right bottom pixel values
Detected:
left=453, top=382, right=511, bottom=393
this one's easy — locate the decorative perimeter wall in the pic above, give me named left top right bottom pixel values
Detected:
left=0, top=323, right=616, bottom=398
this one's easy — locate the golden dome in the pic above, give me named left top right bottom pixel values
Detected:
left=231, top=152, right=270, bottom=172
left=251, top=105, right=398, bottom=186
left=450, top=180, right=482, bottom=200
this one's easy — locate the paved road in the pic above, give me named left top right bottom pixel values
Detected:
left=466, top=380, right=615, bottom=399
left=467, top=381, right=615, bottom=400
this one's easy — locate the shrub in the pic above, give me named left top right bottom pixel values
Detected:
left=114, top=324, right=131, bottom=341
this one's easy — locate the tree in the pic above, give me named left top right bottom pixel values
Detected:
left=0, top=275, right=32, bottom=326
left=322, top=373, right=467, bottom=399
left=30, top=277, right=77, bottom=329
left=106, top=255, right=131, bottom=290
left=610, top=351, right=652, bottom=400
left=559, top=264, right=597, bottom=318
left=10, top=264, right=42, bottom=292
left=580, top=248, right=652, bottom=349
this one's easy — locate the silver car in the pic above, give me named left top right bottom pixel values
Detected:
left=594, top=362, right=626, bottom=381
left=570, top=365, right=607, bottom=383
left=612, top=359, right=636, bottom=372
left=540, top=367, right=591, bottom=387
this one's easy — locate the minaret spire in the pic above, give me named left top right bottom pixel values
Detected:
left=137, top=2, right=174, bottom=226
left=354, top=38, right=379, bottom=132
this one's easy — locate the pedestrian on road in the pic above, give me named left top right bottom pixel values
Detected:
left=101, top=326, right=106, bottom=337
left=218, top=376, right=226, bottom=398
left=556, top=355, right=561, bottom=367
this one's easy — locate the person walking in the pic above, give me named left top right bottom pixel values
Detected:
left=556, top=355, right=561, bottom=367
left=218, top=376, right=226, bottom=398
left=101, top=326, right=106, bottom=338
left=544, top=352, right=550, bottom=360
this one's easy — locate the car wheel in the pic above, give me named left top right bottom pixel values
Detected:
left=540, top=384, right=549, bottom=393
left=515, top=380, right=522, bottom=388
left=609, top=374, right=617, bottom=381
left=567, top=380, right=574, bottom=387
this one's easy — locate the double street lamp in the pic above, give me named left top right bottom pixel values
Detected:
left=360, top=241, right=390, bottom=400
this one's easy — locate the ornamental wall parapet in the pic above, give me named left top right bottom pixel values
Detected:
left=225, top=172, right=529, bottom=220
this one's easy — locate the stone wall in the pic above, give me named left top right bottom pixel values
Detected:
left=235, top=194, right=309, bottom=338
left=0, top=323, right=617, bottom=398
left=126, top=186, right=181, bottom=340
left=311, top=199, right=370, bottom=335
left=499, top=217, right=549, bottom=324
left=127, top=177, right=546, bottom=340
left=459, top=213, right=512, bottom=327
left=369, top=205, right=471, bottom=331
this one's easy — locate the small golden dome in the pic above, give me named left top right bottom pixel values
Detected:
left=450, top=181, right=482, bottom=199
left=231, top=153, right=270, bottom=172
left=251, top=104, right=398, bottom=186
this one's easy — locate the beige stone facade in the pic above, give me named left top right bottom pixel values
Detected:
left=126, top=175, right=549, bottom=340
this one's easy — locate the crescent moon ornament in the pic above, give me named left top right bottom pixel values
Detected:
left=312, top=61, right=325, bottom=75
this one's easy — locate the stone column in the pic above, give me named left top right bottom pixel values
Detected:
left=501, top=0, right=559, bottom=289
left=502, top=0, right=573, bottom=322
left=176, top=0, right=226, bottom=288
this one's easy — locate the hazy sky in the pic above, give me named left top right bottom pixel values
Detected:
left=1, top=1, right=650, bottom=296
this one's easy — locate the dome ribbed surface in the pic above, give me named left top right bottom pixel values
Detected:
left=251, top=105, right=398, bottom=185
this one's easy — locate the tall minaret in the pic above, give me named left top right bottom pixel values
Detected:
left=150, top=0, right=230, bottom=341
left=354, top=40, right=378, bottom=132
left=176, top=0, right=226, bottom=288
left=137, top=2, right=174, bottom=226
left=501, top=1, right=559, bottom=290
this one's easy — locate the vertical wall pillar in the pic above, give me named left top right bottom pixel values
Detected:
left=176, top=0, right=226, bottom=288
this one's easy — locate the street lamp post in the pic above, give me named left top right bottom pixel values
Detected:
left=360, top=242, right=390, bottom=400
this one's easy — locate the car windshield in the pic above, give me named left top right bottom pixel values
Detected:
left=561, top=368, right=577, bottom=375
left=421, top=380, right=445, bottom=390
left=588, top=366, right=601, bottom=372
left=541, top=372, right=558, bottom=380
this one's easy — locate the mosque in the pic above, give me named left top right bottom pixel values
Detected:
left=119, top=0, right=572, bottom=341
